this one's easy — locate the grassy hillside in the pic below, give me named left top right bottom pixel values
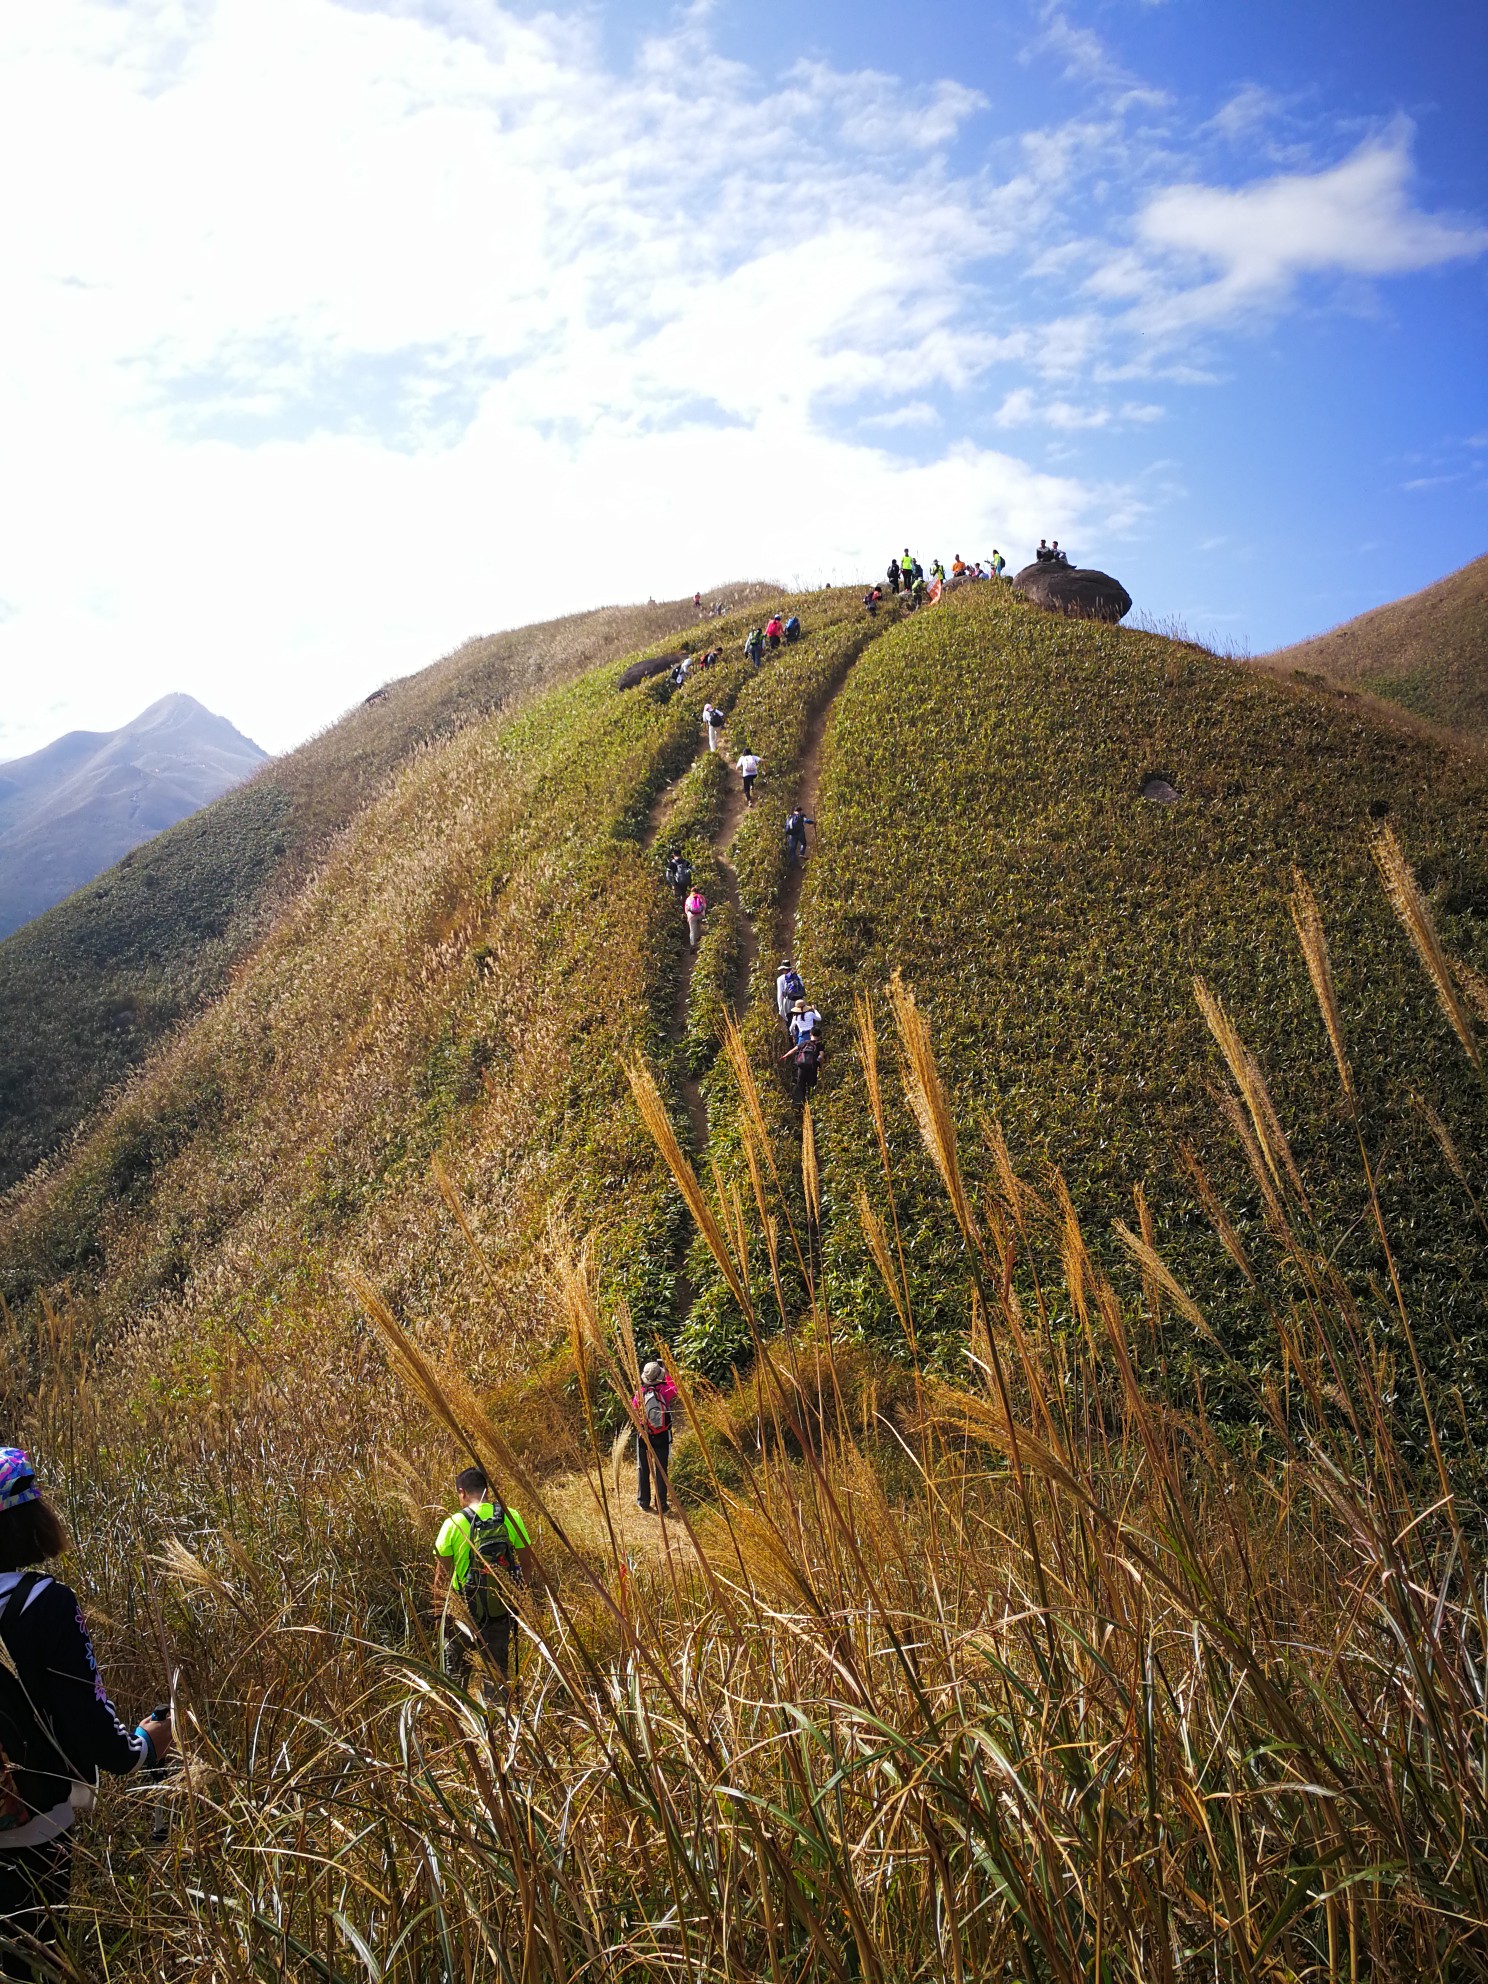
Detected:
left=1261, top=550, right=1488, bottom=736
left=0, top=588, right=856, bottom=1376
left=0, top=588, right=773, bottom=1192
left=8, top=577, right=1488, bottom=1977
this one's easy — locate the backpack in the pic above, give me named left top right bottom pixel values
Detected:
left=797, top=1036, right=823, bottom=1072
left=783, top=970, right=804, bottom=1003
left=642, top=1384, right=672, bottom=1434
left=784, top=616, right=800, bottom=640
left=0, top=1574, right=69, bottom=1831
left=460, top=1506, right=518, bottom=1626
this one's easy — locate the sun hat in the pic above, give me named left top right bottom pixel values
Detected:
left=641, top=1360, right=665, bottom=1386
left=0, top=1448, right=40, bottom=1512
left=791, top=999, right=806, bottom=1013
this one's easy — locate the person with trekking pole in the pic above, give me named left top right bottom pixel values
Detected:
left=0, top=1448, right=173, bottom=1978
left=633, top=1361, right=679, bottom=1515
left=433, top=1467, right=533, bottom=1689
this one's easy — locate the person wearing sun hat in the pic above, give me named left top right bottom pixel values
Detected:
left=0, top=1447, right=172, bottom=1971
left=630, top=1361, right=679, bottom=1515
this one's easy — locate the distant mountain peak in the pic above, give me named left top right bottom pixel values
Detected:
left=0, top=694, right=267, bottom=937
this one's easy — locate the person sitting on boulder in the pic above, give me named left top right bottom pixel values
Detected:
left=1050, top=541, right=1068, bottom=565
left=1035, top=538, right=1052, bottom=562
left=951, top=554, right=966, bottom=576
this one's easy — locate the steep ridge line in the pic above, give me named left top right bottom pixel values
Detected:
left=596, top=620, right=881, bottom=1553
left=677, top=618, right=883, bottom=1143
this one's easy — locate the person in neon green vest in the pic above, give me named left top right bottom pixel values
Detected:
left=433, top=1466, right=533, bottom=1683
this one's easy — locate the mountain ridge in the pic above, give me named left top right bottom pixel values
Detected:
left=0, top=691, right=266, bottom=938
left=1260, top=550, right=1488, bottom=738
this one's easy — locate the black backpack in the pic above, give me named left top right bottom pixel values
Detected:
left=798, top=1036, right=823, bottom=1072
left=460, top=1506, right=519, bottom=1626
left=0, top=1575, right=74, bottom=1831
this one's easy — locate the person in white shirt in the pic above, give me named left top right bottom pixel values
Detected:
left=737, top=750, right=761, bottom=804
left=789, top=999, right=823, bottom=1045
left=702, top=704, right=721, bottom=751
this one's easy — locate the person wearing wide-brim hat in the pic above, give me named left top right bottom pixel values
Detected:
left=0, top=1449, right=172, bottom=1971
left=788, top=996, right=822, bottom=1046
left=632, top=1360, right=680, bottom=1515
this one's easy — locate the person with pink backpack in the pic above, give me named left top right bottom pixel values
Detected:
left=632, top=1360, right=679, bottom=1514
left=684, top=886, right=707, bottom=947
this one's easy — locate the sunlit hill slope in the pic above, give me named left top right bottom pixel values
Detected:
left=8, top=572, right=1488, bottom=1977
left=0, top=588, right=772, bottom=1192
left=1262, top=550, right=1488, bottom=738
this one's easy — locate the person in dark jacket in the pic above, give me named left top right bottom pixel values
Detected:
left=0, top=1448, right=171, bottom=1977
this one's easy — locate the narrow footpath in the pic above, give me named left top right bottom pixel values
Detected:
left=545, top=624, right=876, bottom=1573
left=774, top=688, right=834, bottom=966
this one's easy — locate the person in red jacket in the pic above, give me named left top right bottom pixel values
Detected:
left=764, top=615, right=785, bottom=650
left=0, top=1449, right=172, bottom=1974
left=631, top=1360, right=679, bottom=1514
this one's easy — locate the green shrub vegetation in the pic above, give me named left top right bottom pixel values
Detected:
left=798, top=583, right=1488, bottom=1442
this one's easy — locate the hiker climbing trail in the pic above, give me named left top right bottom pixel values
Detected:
left=775, top=684, right=835, bottom=965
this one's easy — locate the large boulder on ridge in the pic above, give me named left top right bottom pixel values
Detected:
left=1013, top=562, right=1132, bottom=623
left=618, top=651, right=687, bottom=690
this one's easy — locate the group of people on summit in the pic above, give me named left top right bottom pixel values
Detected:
left=864, top=546, right=1011, bottom=614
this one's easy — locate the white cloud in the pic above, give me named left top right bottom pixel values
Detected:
left=1207, top=84, right=1278, bottom=142
left=995, top=388, right=1162, bottom=430
left=1115, top=119, right=1488, bottom=333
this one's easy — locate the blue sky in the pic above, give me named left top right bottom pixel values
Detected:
left=0, top=0, right=1484, bottom=755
